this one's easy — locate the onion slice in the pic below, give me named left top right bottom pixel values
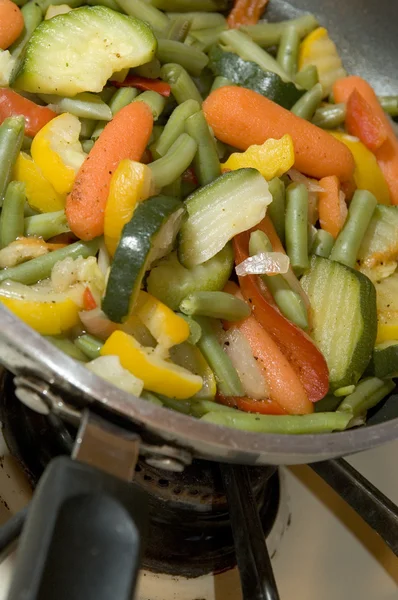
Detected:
left=236, top=252, right=290, bottom=276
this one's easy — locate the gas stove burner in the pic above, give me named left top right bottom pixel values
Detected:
left=0, top=370, right=280, bottom=578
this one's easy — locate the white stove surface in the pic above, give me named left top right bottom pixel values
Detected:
left=1, top=432, right=398, bottom=600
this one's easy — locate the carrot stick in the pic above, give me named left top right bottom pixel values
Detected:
left=227, top=0, right=269, bottom=28
left=346, top=89, right=387, bottom=152
left=0, top=0, right=24, bottom=50
left=66, top=101, right=153, bottom=240
left=333, top=76, right=398, bottom=205
left=203, top=86, right=355, bottom=181
left=223, top=281, right=313, bottom=415
left=318, top=175, right=347, bottom=239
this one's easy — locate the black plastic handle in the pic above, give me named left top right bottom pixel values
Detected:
left=7, top=455, right=148, bottom=600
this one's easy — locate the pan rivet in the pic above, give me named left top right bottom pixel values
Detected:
left=14, top=386, right=50, bottom=415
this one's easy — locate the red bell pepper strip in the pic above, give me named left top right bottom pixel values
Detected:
left=83, top=287, right=97, bottom=311
left=233, top=233, right=329, bottom=403
left=346, top=88, right=388, bottom=152
left=0, top=88, right=57, bottom=137
left=217, top=394, right=287, bottom=415
left=109, top=76, right=171, bottom=97
left=227, top=0, right=269, bottom=28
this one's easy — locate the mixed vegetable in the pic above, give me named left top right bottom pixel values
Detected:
left=0, top=0, right=397, bottom=435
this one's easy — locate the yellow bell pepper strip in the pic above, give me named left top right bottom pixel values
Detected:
left=376, top=324, right=398, bottom=344
left=13, top=152, right=65, bottom=212
left=330, top=131, right=390, bottom=205
left=221, top=135, right=295, bottom=180
left=101, top=330, right=203, bottom=399
left=31, top=113, right=86, bottom=196
left=104, top=159, right=155, bottom=256
left=0, top=281, right=80, bottom=335
left=298, top=27, right=346, bottom=96
left=135, top=290, right=190, bottom=349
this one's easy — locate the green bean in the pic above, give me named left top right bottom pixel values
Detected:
left=267, top=177, right=286, bottom=244
left=0, top=182, right=26, bottom=249
left=285, top=183, right=309, bottom=274
left=190, top=398, right=236, bottom=419
left=114, top=0, right=169, bottom=30
left=153, top=99, right=200, bottom=158
left=337, top=378, right=395, bottom=418
left=180, top=291, right=250, bottom=321
left=165, top=15, right=191, bottom=42
left=149, top=133, right=197, bottom=189
left=276, top=25, right=300, bottom=79
left=45, top=336, right=88, bottom=362
left=312, top=103, right=346, bottom=129
left=0, top=239, right=99, bottom=285
left=134, top=91, right=167, bottom=120
left=242, top=14, right=319, bottom=48
left=295, top=64, right=319, bottom=91
left=176, top=312, right=202, bottom=345
left=334, top=385, right=356, bottom=397
left=210, top=76, right=233, bottom=93
left=140, top=391, right=163, bottom=406
left=82, top=139, right=94, bottom=153
left=157, top=39, right=208, bottom=77
left=91, top=87, right=138, bottom=141
left=215, top=139, right=228, bottom=160
left=149, top=0, right=228, bottom=11
left=291, top=82, right=323, bottom=120
left=12, top=0, right=28, bottom=6
left=190, top=25, right=226, bottom=52
left=379, top=95, right=398, bottom=117
left=157, top=394, right=192, bottom=414
left=329, top=190, right=377, bottom=268
left=0, top=116, right=25, bottom=206
left=201, top=410, right=352, bottom=434
left=21, top=135, right=32, bottom=152
left=24, top=209, right=70, bottom=240
left=79, top=118, right=96, bottom=139
left=310, top=229, right=334, bottom=258
left=314, top=394, right=342, bottom=413
left=249, top=230, right=308, bottom=329
left=184, top=110, right=220, bottom=186
left=149, top=124, right=164, bottom=148
left=195, top=316, right=243, bottom=397
left=86, top=0, right=122, bottom=10
left=35, top=0, right=83, bottom=12
left=160, top=64, right=203, bottom=105
left=162, top=176, right=182, bottom=198
left=39, top=93, right=112, bottom=121
left=167, top=11, right=226, bottom=30
left=133, top=58, right=162, bottom=79
left=75, top=335, right=103, bottom=360
left=99, top=87, right=116, bottom=103
left=24, top=203, right=38, bottom=218
left=220, top=29, right=290, bottom=81
left=9, top=1, right=42, bottom=60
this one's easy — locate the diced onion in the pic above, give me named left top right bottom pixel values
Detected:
left=86, top=355, right=144, bottom=396
left=288, top=168, right=324, bottom=192
left=236, top=252, right=290, bottom=276
left=79, top=307, right=118, bottom=339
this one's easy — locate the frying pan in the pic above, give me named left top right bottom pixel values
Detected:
left=0, top=0, right=398, bottom=598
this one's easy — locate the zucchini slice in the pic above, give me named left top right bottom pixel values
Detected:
left=178, top=168, right=272, bottom=268
left=301, top=256, right=377, bottom=391
left=102, top=195, right=184, bottom=323
left=366, top=341, right=398, bottom=379
left=357, top=205, right=398, bottom=282
left=11, top=6, right=157, bottom=96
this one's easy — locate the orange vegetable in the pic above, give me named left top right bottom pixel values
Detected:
left=318, top=175, right=347, bottom=239
left=217, top=393, right=287, bottom=415
left=110, top=76, right=171, bottom=97
left=223, top=282, right=312, bottom=415
left=66, top=101, right=153, bottom=240
left=233, top=233, right=329, bottom=403
left=227, top=0, right=269, bottom=28
left=0, top=0, right=23, bottom=49
left=333, top=76, right=398, bottom=205
left=0, top=89, right=57, bottom=137
left=203, top=86, right=355, bottom=181
left=346, top=89, right=387, bottom=152
left=83, top=287, right=97, bottom=311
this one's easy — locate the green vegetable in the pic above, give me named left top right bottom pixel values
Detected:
left=167, top=11, right=226, bottom=30
left=38, top=92, right=112, bottom=121
left=312, top=103, right=346, bottom=129
left=210, top=75, right=233, bottom=92
left=147, top=244, right=233, bottom=310
left=11, top=6, right=157, bottom=95
left=46, top=336, right=88, bottom=362
left=267, top=177, right=286, bottom=243
left=141, top=390, right=163, bottom=406
left=208, top=46, right=304, bottom=110
left=82, top=140, right=94, bottom=153
left=337, top=377, right=395, bottom=417
left=149, top=133, right=197, bottom=189
left=180, top=291, right=250, bottom=321
left=0, top=182, right=26, bottom=249
left=0, top=239, right=99, bottom=285
left=0, top=116, right=25, bottom=205
left=169, top=341, right=215, bottom=399
left=357, top=205, right=398, bottom=276
left=114, top=0, right=169, bottom=30
left=9, top=1, right=43, bottom=61
left=160, top=63, right=203, bottom=105
left=189, top=398, right=235, bottom=418
left=184, top=110, right=221, bottom=186
left=176, top=312, right=202, bottom=345
left=366, top=342, right=398, bottom=379
left=310, top=229, right=334, bottom=258
left=133, top=57, right=161, bottom=79
left=285, top=183, right=309, bottom=275
left=295, top=64, right=319, bottom=91
left=102, top=195, right=184, bottom=322
left=379, top=95, right=398, bottom=117
left=74, top=334, right=104, bottom=360
left=301, top=256, right=377, bottom=391
left=134, top=90, right=167, bottom=120
left=179, top=168, right=271, bottom=268
left=153, top=99, right=200, bottom=158
left=190, top=25, right=226, bottom=52
left=276, top=25, right=299, bottom=79
left=242, top=15, right=318, bottom=47
left=165, top=15, right=191, bottom=42
left=91, top=87, right=138, bottom=141
left=24, top=210, right=69, bottom=240
left=291, top=82, right=323, bottom=120
left=157, top=39, right=208, bottom=77
left=148, top=0, right=228, bottom=11
left=330, top=190, right=377, bottom=269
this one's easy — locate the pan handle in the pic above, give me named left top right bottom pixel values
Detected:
left=6, top=456, right=148, bottom=600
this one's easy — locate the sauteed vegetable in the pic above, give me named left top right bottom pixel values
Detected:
left=0, top=0, right=397, bottom=434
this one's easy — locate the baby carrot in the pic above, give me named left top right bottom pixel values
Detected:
left=318, top=175, right=347, bottom=239
left=0, top=0, right=24, bottom=49
left=66, top=101, right=153, bottom=240
left=203, top=86, right=355, bottom=180
left=333, top=76, right=398, bottom=205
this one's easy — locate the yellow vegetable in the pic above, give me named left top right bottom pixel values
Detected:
left=101, top=330, right=203, bottom=399
left=170, top=342, right=217, bottom=399
left=135, top=291, right=190, bottom=349
left=104, top=159, right=155, bottom=256
left=31, top=113, right=86, bottom=196
left=0, top=282, right=80, bottom=335
left=221, top=135, right=294, bottom=181
left=13, top=152, right=65, bottom=213
left=298, top=27, right=346, bottom=96
left=330, top=132, right=390, bottom=205
left=376, top=324, right=398, bottom=344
